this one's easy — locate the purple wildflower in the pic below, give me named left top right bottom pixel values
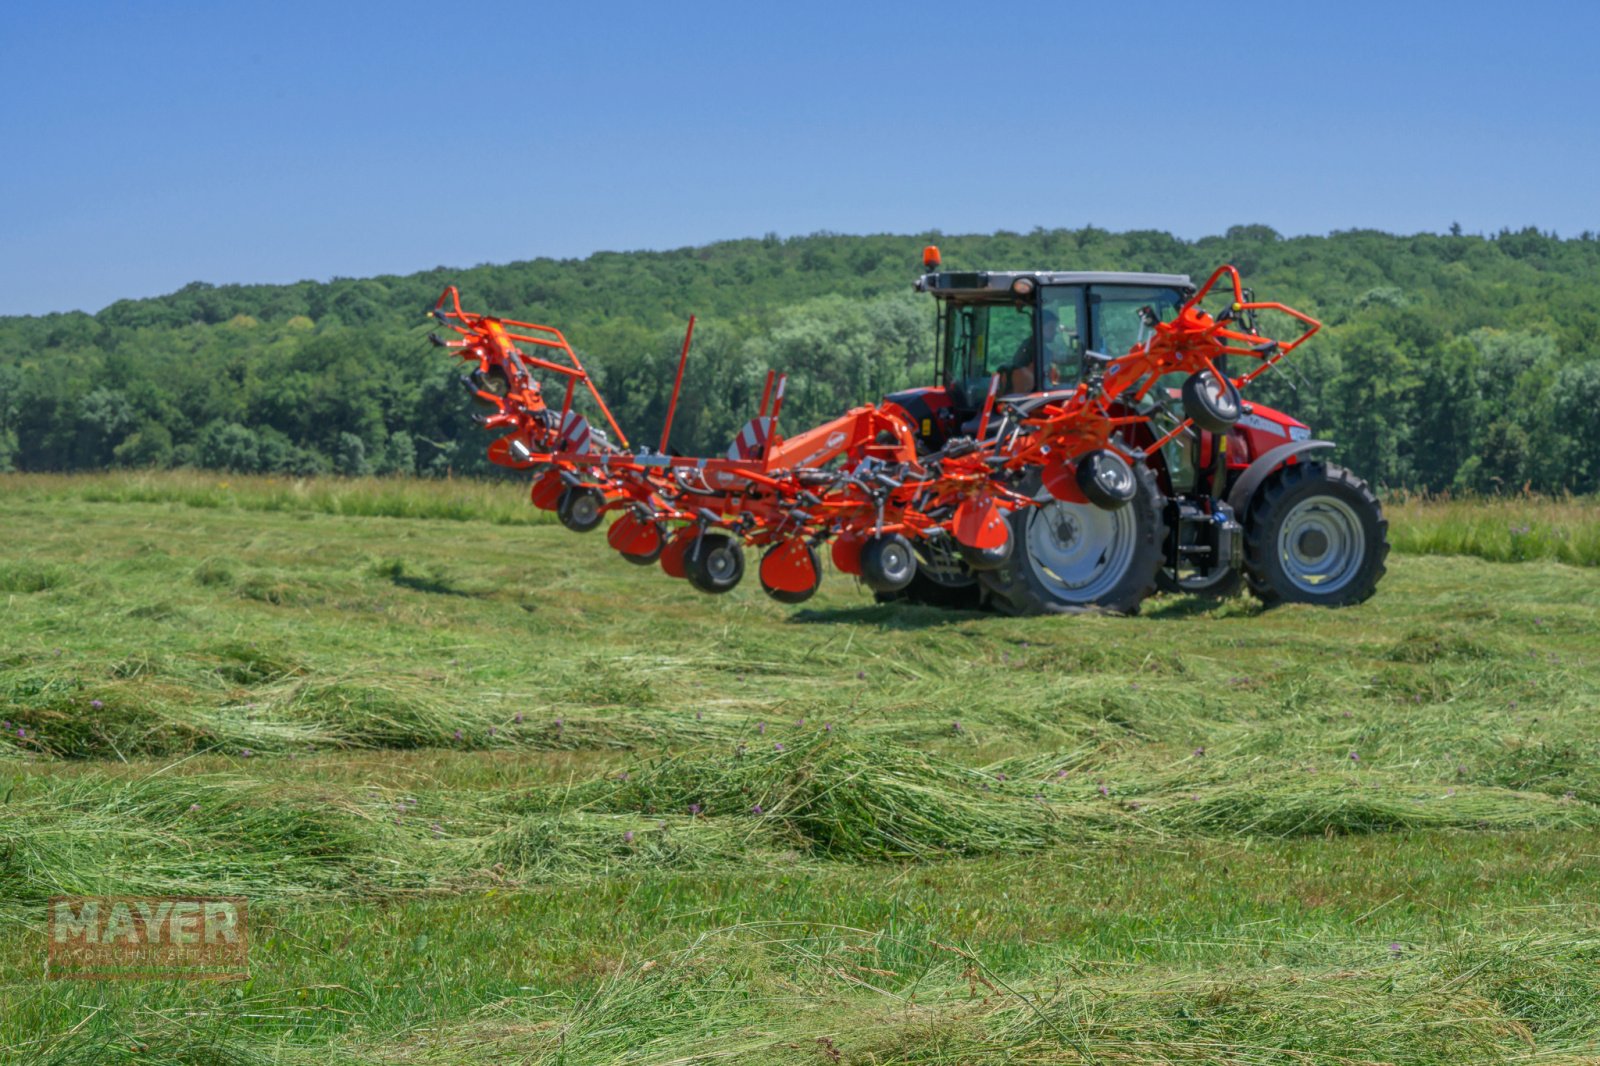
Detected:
left=514, top=713, right=524, bottom=724
left=856, top=671, right=866, bottom=680
left=1193, top=746, right=1206, bottom=758
left=90, top=699, right=104, bottom=711
left=824, top=722, right=833, bottom=732
left=189, top=803, right=201, bottom=812
left=241, top=748, right=253, bottom=758
left=618, top=771, right=629, bottom=782
left=16, top=727, right=25, bottom=738
left=688, top=803, right=701, bottom=816
left=430, top=823, right=443, bottom=837
left=1056, top=769, right=1068, bottom=779
left=695, top=710, right=702, bottom=720
left=751, top=803, right=763, bottom=815
left=774, top=742, right=784, bottom=752
left=1348, top=751, right=1359, bottom=763
left=797, top=718, right=804, bottom=727
left=453, top=729, right=463, bottom=740
left=623, top=830, right=634, bottom=844
left=555, top=718, right=564, bottom=729
left=951, top=721, right=962, bottom=733
left=757, top=721, right=766, bottom=734
left=1098, top=784, right=1109, bottom=797
left=995, top=773, right=1007, bottom=781
left=488, top=726, right=496, bottom=736
left=1388, top=942, right=1403, bottom=956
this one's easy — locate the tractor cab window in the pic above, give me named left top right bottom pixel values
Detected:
left=1039, top=286, right=1086, bottom=387
left=1088, top=285, right=1186, bottom=357
left=942, top=301, right=1036, bottom=407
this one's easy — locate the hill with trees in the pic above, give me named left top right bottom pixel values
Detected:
left=2, top=225, right=1598, bottom=493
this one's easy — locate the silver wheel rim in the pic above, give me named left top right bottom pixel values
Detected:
left=880, top=541, right=912, bottom=581
left=706, top=546, right=737, bottom=582
left=1276, top=495, right=1364, bottom=594
left=571, top=493, right=598, bottom=525
left=1024, top=498, right=1137, bottom=602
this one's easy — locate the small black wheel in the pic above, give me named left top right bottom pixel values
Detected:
left=685, top=532, right=745, bottom=595
left=1243, top=461, right=1388, bottom=606
left=760, top=543, right=821, bottom=605
left=860, top=534, right=917, bottom=593
left=958, top=536, right=1013, bottom=572
left=1182, top=371, right=1241, bottom=433
left=556, top=486, right=605, bottom=533
left=1076, top=450, right=1137, bottom=510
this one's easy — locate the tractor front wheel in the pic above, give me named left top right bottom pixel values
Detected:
left=1242, top=461, right=1388, bottom=606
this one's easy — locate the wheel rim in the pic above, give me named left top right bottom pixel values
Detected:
left=1024, top=498, right=1137, bottom=601
left=571, top=493, right=598, bottom=525
left=880, top=541, right=912, bottom=581
left=1276, top=495, right=1365, bottom=594
left=705, top=546, right=737, bottom=583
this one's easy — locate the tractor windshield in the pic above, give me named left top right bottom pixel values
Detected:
left=1088, top=285, right=1187, bottom=356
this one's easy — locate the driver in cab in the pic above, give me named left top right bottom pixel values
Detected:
left=1003, top=309, right=1077, bottom=393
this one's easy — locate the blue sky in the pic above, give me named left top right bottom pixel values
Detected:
left=2, top=0, right=1596, bottom=316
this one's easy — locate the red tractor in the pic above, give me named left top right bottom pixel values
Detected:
left=874, top=251, right=1389, bottom=614
left=432, top=251, right=1387, bottom=616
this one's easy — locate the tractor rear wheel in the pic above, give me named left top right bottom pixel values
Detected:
left=978, top=464, right=1166, bottom=615
left=1242, top=461, right=1388, bottom=606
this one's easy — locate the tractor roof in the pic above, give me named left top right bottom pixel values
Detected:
left=916, top=270, right=1194, bottom=297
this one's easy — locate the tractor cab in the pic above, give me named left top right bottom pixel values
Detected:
left=887, top=265, right=1195, bottom=450
left=920, top=269, right=1194, bottom=410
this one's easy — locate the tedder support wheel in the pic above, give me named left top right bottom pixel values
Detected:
left=1181, top=370, right=1241, bottom=433
left=860, top=533, right=917, bottom=593
left=978, top=463, right=1166, bottom=616
left=556, top=486, right=605, bottom=533
left=685, top=532, right=745, bottom=595
left=1076, top=449, right=1138, bottom=510
left=1242, top=461, right=1388, bottom=606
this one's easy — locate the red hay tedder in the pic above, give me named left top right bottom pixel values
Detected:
left=429, top=249, right=1388, bottom=614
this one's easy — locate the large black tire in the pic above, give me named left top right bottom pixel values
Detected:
left=1242, top=461, right=1388, bottom=606
left=685, top=533, right=745, bottom=595
left=978, top=464, right=1167, bottom=615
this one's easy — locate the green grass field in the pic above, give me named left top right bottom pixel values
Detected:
left=4, top=473, right=1598, bottom=1065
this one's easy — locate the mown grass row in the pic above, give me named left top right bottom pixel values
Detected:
left=6, top=731, right=1595, bottom=910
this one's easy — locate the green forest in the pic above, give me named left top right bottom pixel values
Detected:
left=2, top=225, right=1598, bottom=493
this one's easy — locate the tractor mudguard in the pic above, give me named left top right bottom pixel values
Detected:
left=1226, top=439, right=1335, bottom=514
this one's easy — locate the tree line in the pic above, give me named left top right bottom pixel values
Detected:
left=2, top=225, right=1598, bottom=493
